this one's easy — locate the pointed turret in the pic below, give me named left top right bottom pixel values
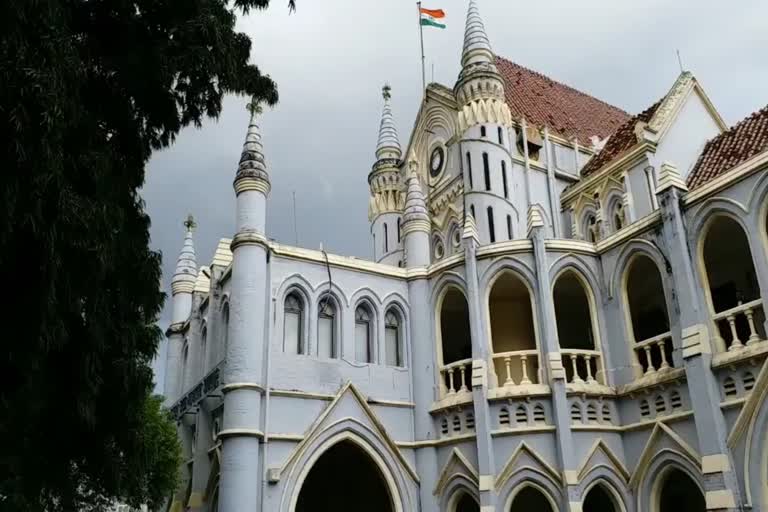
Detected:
left=375, top=84, right=402, bottom=161
left=235, top=101, right=270, bottom=194
left=369, top=85, right=405, bottom=265
left=401, top=164, right=431, bottom=267
left=460, top=0, right=496, bottom=70
left=233, top=100, right=271, bottom=235
left=171, top=215, right=198, bottom=299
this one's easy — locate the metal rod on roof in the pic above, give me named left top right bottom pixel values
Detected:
left=292, top=190, right=298, bottom=246
left=676, top=49, right=685, bottom=73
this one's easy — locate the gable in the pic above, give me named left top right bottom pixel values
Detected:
left=434, top=447, right=479, bottom=496
left=495, top=441, right=561, bottom=490
left=628, top=422, right=701, bottom=489
left=576, top=439, right=630, bottom=483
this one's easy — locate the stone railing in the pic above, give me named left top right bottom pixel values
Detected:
left=492, top=349, right=539, bottom=388
left=170, top=362, right=222, bottom=420
left=440, top=358, right=472, bottom=395
left=634, top=332, right=673, bottom=377
left=712, top=299, right=764, bottom=352
left=561, top=349, right=602, bottom=385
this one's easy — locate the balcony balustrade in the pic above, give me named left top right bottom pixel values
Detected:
left=561, top=349, right=602, bottom=385
left=440, top=358, right=472, bottom=395
left=492, top=349, right=539, bottom=388
left=634, top=332, right=674, bottom=377
left=712, top=299, right=765, bottom=353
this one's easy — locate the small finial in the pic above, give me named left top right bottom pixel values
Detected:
left=246, top=98, right=263, bottom=117
left=382, top=84, right=392, bottom=101
left=184, top=214, right=196, bottom=231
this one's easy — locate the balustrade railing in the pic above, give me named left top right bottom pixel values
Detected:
left=712, top=299, right=765, bottom=352
left=561, top=349, right=602, bottom=385
left=440, top=358, right=472, bottom=395
left=492, top=350, right=539, bottom=388
left=634, top=332, right=674, bottom=377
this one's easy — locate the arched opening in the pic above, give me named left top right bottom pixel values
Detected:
left=583, top=483, right=618, bottom=512
left=553, top=270, right=600, bottom=384
left=221, top=302, right=230, bottom=356
left=454, top=491, right=479, bottom=512
left=489, top=272, right=538, bottom=387
left=283, top=292, right=305, bottom=355
left=625, top=255, right=673, bottom=376
left=200, top=325, right=208, bottom=375
left=702, top=215, right=764, bottom=350
left=439, top=288, right=472, bottom=394
left=355, top=303, right=374, bottom=363
left=317, top=294, right=338, bottom=359
left=509, top=486, right=554, bottom=511
left=657, top=468, right=705, bottom=512
left=296, top=440, right=393, bottom=512
left=384, top=308, right=403, bottom=367
left=487, top=207, right=496, bottom=243
left=180, top=340, right=189, bottom=393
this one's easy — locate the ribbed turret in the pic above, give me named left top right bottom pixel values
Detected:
left=234, top=101, right=270, bottom=196
left=375, top=85, right=402, bottom=161
left=403, top=171, right=429, bottom=227
left=460, top=0, right=495, bottom=69
left=171, top=215, right=198, bottom=296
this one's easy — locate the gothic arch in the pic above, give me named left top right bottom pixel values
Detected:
left=478, top=256, right=538, bottom=294
left=315, top=280, right=351, bottom=308
left=608, top=239, right=670, bottom=300
left=350, top=287, right=385, bottom=309
left=501, top=477, right=561, bottom=512
left=382, top=300, right=409, bottom=368
left=281, top=419, right=414, bottom=512
left=440, top=478, right=480, bottom=512
left=549, top=254, right=606, bottom=303
left=687, top=197, right=749, bottom=241
left=276, top=284, right=311, bottom=355
left=578, top=471, right=630, bottom=512
left=636, top=451, right=704, bottom=512
left=275, top=274, right=315, bottom=305
left=430, top=272, right=468, bottom=309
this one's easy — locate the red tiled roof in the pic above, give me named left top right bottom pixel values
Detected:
left=578, top=100, right=662, bottom=178
left=687, top=105, right=768, bottom=190
left=496, top=57, right=630, bottom=143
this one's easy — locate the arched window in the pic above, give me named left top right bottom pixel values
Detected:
left=553, top=270, right=599, bottom=383
left=657, top=468, right=705, bottom=512
left=626, top=255, right=672, bottom=375
left=487, top=207, right=496, bottom=243
left=506, top=214, right=513, bottom=240
left=439, top=288, right=472, bottom=376
left=200, top=325, right=208, bottom=375
left=454, top=491, right=480, bottom=512
left=501, top=161, right=508, bottom=199
left=466, top=152, right=473, bottom=188
left=221, top=302, right=230, bottom=355
left=355, top=304, right=373, bottom=363
left=383, top=223, right=388, bottom=253
left=702, top=216, right=764, bottom=350
left=317, top=295, right=337, bottom=358
left=583, top=484, right=620, bottom=512
left=483, top=153, right=491, bottom=191
left=283, top=292, right=305, bottom=355
left=480, top=125, right=487, bottom=137
left=509, top=486, right=554, bottom=511
left=489, top=272, right=537, bottom=386
left=498, top=126, right=504, bottom=145
left=384, top=309, right=403, bottom=367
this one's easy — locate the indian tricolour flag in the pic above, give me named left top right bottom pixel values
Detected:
left=420, top=7, right=446, bottom=29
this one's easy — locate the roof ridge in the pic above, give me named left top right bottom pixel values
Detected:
left=495, top=55, right=629, bottom=118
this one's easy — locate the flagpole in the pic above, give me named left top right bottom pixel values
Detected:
left=417, top=1, right=426, bottom=93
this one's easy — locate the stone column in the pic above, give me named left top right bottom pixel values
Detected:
left=655, top=162, right=742, bottom=511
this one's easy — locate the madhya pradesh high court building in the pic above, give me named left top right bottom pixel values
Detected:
left=160, top=2, right=768, bottom=511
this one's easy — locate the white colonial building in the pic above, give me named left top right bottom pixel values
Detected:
left=161, top=1, right=768, bottom=511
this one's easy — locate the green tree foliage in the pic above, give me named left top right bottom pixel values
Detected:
left=0, top=0, right=292, bottom=509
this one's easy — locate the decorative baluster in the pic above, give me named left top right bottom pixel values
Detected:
left=727, top=314, right=744, bottom=351
left=657, top=339, right=670, bottom=370
left=745, top=307, right=761, bottom=345
left=504, top=356, right=515, bottom=386
left=643, top=346, right=656, bottom=375
left=570, top=355, right=583, bottom=384
left=447, top=368, right=456, bottom=394
left=459, top=364, right=468, bottom=392
left=584, top=355, right=596, bottom=384
left=520, top=355, right=532, bottom=385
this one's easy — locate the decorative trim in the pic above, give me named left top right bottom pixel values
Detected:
left=628, top=422, right=701, bottom=489
left=594, top=211, right=662, bottom=253
left=544, top=240, right=597, bottom=256
left=234, top=175, right=270, bottom=196
left=576, top=439, right=630, bottom=482
left=395, top=433, right=477, bottom=448
left=490, top=426, right=556, bottom=437
left=222, top=382, right=264, bottom=394
left=218, top=428, right=264, bottom=439
left=433, top=447, right=479, bottom=496
left=495, top=441, right=562, bottom=490
left=619, top=411, right=693, bottom=432
left=230, top=231, right=269, bottom=251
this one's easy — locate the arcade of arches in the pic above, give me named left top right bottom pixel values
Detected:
left=296, top=441, right=393, bottom=512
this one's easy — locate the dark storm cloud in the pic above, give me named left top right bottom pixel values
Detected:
left=143, top=0, right=767, bottom=388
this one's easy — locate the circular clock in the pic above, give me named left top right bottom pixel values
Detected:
left=429, top=146, right=445, bottom=178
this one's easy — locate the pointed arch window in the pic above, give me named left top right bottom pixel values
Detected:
left=487, top=207, right=496, bottom=243
left=483, top=153, right=491, bottom=191
left=466, top=152, right=473, bottom=188
left=355, top=305, right=373, bottom=363
left=501, top=161, right=508, bottom=199
left=385, top=309, right=403, bottom=367
left=283, top=292, right=305, bottom=355
left=317, top=295, right=337, bottom=358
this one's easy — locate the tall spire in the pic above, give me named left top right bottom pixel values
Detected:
left=375, top=84, right=402, bottom=161
left=403, top=171, right=429, bottom=225
left=461, top=0, right=495, bottom=69
left=237, top=100, right=268, bottom=179
left=171, top=215, right=198, bottom=295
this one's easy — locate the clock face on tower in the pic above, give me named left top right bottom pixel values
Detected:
left=430, top=146, right=445, bottom=178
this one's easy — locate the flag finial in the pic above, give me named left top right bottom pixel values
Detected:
left=382, top=83, right=392, bottom=101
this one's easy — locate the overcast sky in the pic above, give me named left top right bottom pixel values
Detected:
left=143, top=0, right=768, bottom=389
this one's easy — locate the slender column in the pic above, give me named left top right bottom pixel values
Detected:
left=528, top=206, right=580, bottom=511
left=655, top=162, right=742, bottom=510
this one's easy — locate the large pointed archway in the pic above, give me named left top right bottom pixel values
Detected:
left=657, top=468, right=705, bottom=512
left=296, top=440, right=394, bottom=512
